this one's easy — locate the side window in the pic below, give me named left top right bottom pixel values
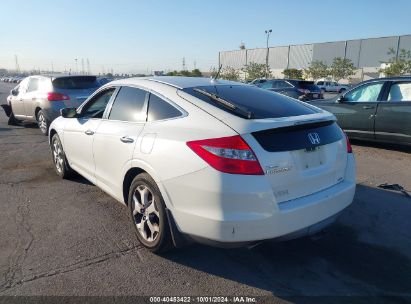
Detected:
left=81, top=88, right=115, bottom=119
left=278, top=81, right=293, bottom=88
left=317, top=81, right=324, bottom=86
left=147, top=94, right=182, bottom=122
left=261, top=81, right=273, bottom=89
left=109, top=86, right=147, bottom=122
left=27, top=78, right=39, bottom=93
left=388, top=82, right=411, bottom=102
left=17, top=78, right=29, bottom=95
left=344, top=82, right=384, bottom=102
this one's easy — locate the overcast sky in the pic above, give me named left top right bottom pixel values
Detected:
left=1, top=0, right=410, bottom=74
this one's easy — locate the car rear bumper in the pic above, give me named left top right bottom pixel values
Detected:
left=163, top=154, right=356, bottom=244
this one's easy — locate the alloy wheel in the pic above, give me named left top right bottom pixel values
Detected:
left=38, top=112, right=47, bottom=133
left=131, top=185, right=160, bottom=243
left=52, top=139, right=64, bottom=174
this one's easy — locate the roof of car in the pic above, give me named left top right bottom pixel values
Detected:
left=111, top=76, right=244, bottom=89
left=360, top=76, right=411, bottom=83
left=29, top=74, right=97, bottom=79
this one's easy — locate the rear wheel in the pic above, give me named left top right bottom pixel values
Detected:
left=51, top=134, right=73, bottom=179
left=128, top=173, right=173, bottom=253
left=37, top=110, right=49, bottom=136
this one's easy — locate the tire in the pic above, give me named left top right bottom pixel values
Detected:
left=8, top=110, right=20, bottom=126
left=128, top=173, right=173, bottom=253
left=37, top=110, right=49, bottom=136
left=51, top=134, right=73, bottom=179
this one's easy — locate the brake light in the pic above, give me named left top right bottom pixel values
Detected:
left=186, top=135, right=264, bottom=175
left=47, top=92, right=70, bottom=101
left=344, top=132, right=353, bottom=153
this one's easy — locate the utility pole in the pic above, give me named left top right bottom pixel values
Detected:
left=81, top=58, right=85, bottom=74
left=265, top=29, right=272, bottom=78
left=75, top=58, right=78, bottom=74
left=87, top=58, right=91, bottom=75
left=182, top=57, right=186, bottom=71
left=14, top=55, right=20, bottom=74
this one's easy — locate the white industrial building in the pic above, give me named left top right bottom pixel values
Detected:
left=219, top=34, right=411, bottom=82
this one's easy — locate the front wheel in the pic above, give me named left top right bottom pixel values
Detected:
left=37, top=110, right=49, bottom=136
left=128, top=173, right=173, bottom=253
left=51, top=134, right=73, bottom=179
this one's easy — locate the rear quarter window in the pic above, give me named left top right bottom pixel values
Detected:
left=183, top=85, right=318, bottom=119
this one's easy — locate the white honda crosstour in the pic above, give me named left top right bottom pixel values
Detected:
left=48, top=76, right=356, bottom=252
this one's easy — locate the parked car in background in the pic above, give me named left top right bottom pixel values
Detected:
left=254, top=79, right=323, bottom=101
left=309, top=76, right=411, bottom=146
left=97, top=77, right=113, bottom=86
left=1, top=75, right=100, bottom=135
left=316, top=81, right=349, bottom=94
left=48, top=76, right=355, bottom=252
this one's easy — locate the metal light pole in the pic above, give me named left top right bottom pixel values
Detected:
left=265, top=29, right=272, bottom=78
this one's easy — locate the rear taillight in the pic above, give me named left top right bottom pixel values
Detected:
left=186, top=135, right=264, bottom=175
left=47, top=92, right=70, bottom=101
left=344, top=132, right=353, bottom=153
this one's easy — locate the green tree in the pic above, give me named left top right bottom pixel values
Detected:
left=330, top=57, right=355, bottom=82
left=220, top=66, right=240, bottom=81
left=242, top=62, right=268, bottom=81
left=379, top=48, right=411, bottom=76
left=282, top=68, right=303, bottom=79
left=166, top=69, right=203, bottom=77
left=191, top=69, right=203, bottom=77
left=304, top=60, right=329, bottom=80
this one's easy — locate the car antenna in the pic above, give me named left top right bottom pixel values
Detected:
left=212, top=64, right=223, bottom=81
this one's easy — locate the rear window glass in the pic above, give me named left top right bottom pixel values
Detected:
left=296, top=81, right=319, bottom=90
left=183, top=85, right=318, bottom=119
left=52, top=76, right=98, bottom=89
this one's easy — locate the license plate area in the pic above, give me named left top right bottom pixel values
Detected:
left=299, top=146, right=325, bottom=169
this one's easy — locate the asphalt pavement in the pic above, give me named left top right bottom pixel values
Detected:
left=0, top=82, right=410, bottom=302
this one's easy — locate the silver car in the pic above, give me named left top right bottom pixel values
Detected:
left=2, top=75, right=100, bottom=135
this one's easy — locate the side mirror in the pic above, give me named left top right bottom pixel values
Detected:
left=60, top=107, right=78, bottom=118
left=11, top=89, right=18, bottom=96
left=337, top=95, right=346, bottom=103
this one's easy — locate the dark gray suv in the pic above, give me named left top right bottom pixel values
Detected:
left=2, top=75, right=100, bottom=135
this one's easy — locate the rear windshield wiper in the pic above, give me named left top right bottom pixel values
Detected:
left=193, top=88, right=254, bottom=119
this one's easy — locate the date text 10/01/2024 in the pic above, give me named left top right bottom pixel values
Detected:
left=149, top=296, right=257, bottom=303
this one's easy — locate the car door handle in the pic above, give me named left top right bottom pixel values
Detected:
left=85, top=130, right=94, bottom=135
left=120, top=136, right=134, bottom=143
left=363, top=105, right=375, bottom=109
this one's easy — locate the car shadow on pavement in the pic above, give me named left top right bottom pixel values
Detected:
left=164, top=184, right=411, bottom=299
left=67, top=174, right=93, bottom=186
